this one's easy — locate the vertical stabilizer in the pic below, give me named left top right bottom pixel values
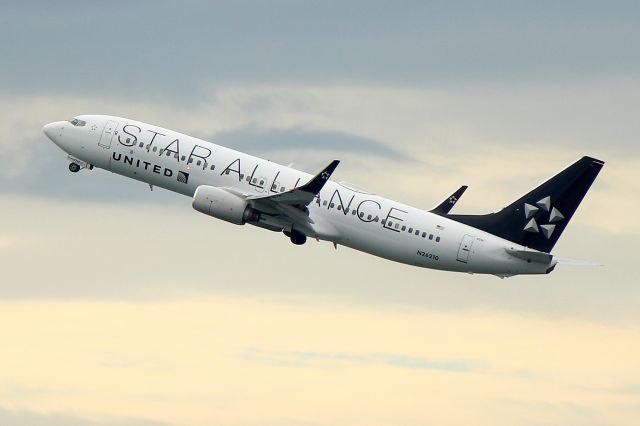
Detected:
left=446, top=156, right=604, bottom=253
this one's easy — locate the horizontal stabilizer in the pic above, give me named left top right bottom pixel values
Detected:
left=431, top=185, right=468, bottom=215
left=505, top=248, right=553, bottom=264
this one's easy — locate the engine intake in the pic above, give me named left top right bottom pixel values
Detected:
left=192, top=186, right=258, bottom=225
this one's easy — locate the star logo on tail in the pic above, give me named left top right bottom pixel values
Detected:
left=522, top=196, right=565, bottom=239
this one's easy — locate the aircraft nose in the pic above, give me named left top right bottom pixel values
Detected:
left=43, top=122, right=56, bottom=139
left=43, top=121, right=65, bottom=144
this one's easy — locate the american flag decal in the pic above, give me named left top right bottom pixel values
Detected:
left=177, top=171, right=189, bottom=184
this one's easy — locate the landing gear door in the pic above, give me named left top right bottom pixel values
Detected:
left=457, top=234, right=475, bottom=263
left=99, top=120, right=118, bottom=148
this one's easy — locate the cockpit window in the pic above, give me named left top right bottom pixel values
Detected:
left=68, top=118, right=87, bottom=127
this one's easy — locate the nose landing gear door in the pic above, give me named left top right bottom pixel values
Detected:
left=99, top=120, right=118, bottom=148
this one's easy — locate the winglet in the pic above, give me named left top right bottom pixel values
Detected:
left=431, top=185, right=468, bottom=215
left=298, top=160, right=340, bottom=195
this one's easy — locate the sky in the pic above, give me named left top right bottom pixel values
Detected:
left=1, top=1, right=639, bottom=425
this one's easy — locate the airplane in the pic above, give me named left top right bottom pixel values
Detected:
left=43, top=115, right=604, bottom=277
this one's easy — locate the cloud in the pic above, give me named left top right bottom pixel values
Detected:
left=2, top=81, right=638, bottom=218
left=0, top=192, right=638, bottom=325
left=0, top=298, right=639, bottom=426
left=212, top=126, right=410, bottom=160
left=238, top=349, right=474, bottom=372
left=0, top=407, right=172, bottom=426
left=1, top=1, right=639, bottom=98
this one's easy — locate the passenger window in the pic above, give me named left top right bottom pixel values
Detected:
left=352, top=210, right=356, bottom=215
left=367, top=215, right=372, bottom=220
left=381, top=219, right=386, bottom=225
left=139, top=142, right=144, bottom=148
left=395, top=223, right=399, bottom=229
left=408, top=228, right=413, bottom=233
left=280, top=188, right=285, bottom=193
left=174, top=154, right=179, bottom=159
left=337, top=205, right=342, bottom=211
left=360, top=212, right=365, bottom=218
left=374, top=217, right=379, bottom=222
left=252, top=178, right=257, bottom=183
left=152, top=147, right=157, bottom=152
left=415, top=230, right=420, bottom=236
left=429, top=234, right=433, bottom=240
left=210, top=165, right=215, bottom=170
left=246, top=176, right=251, bottom=182
left=181, top=155, right=186, bottom=161
left=166, top=151, right=171, bottom=156
left=240, top=174, right=244, bottom=179
left=401, top=225, right=406, bottom=231
left=188, top=158, right=193, bottom=164
left=259, top=180, right=264, bottom=185
left=330, top=203, right=335, bottom=208
left=422, top=232, right=426, bottom=238
left=388, top=221, right=392, bottom=227
left=159, top=149, right=164, bottom=154
left=436, top=236, right=441, bottom=242
left=197, top=160, right=201, bottom=166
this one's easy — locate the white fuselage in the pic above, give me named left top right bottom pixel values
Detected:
left=43, top=115, right=556, bottom=276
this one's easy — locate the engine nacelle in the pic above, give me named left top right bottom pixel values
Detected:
left=192, top=186, right=257, bottom=225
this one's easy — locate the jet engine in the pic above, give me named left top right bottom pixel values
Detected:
left=192, top=186, right=258, bottom=225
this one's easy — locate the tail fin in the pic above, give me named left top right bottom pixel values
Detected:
left=446, top=156, right=604, bottom=253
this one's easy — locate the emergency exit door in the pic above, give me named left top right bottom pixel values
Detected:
left=456, top=234, right=475, bottom=263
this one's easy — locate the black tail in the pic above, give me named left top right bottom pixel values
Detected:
left=445, top=156, right=604, bottom=253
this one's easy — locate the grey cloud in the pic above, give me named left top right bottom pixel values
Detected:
left=1, top=1, right=639, bottom=99
left=212, top=126, right=410, bottom=161
left=0, top=406, right=172, bottom=426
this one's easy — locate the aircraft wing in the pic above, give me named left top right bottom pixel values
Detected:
left=247, top=160, right=339, bottom=207
left=430, top=185, right=468, bottom=215
left=245, top=160, right=340, bottom=234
